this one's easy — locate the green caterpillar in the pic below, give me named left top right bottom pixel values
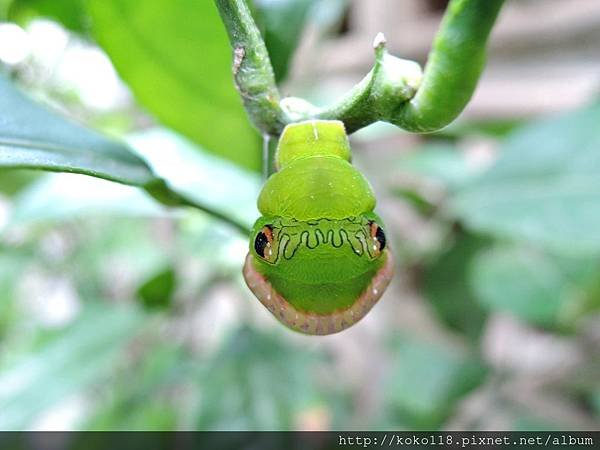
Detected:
left=243, top=120, right=393, bottom=335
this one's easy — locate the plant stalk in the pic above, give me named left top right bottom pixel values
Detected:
left=216, top=0, right=505, bottom=135
left=391, top=0, right=505, bottom=132
left=214, top=0, right=287, bottom=135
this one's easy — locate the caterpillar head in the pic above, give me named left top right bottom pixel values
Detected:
left=244, top=213, right=393, bottom=335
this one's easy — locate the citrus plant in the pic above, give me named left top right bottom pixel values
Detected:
left=1, top=0, right=503, bottom=332
left=2, top=0, right=599, bottom=431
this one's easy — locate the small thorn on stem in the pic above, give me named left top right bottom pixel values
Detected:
left=373, top=32, right=387, bottom=50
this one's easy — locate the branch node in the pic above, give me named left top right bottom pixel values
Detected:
left=233, top=47, right=245, bottom=75
left=217, top=0, right=505, bottom=137
left=373, top=32, right=387, bottom=50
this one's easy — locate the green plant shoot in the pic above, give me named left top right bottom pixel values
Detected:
left=243, top=120, right=393, bottom=335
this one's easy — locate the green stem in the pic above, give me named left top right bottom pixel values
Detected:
left=214, top=0, right=286, bottom=135
left=303, top=0, right=504, bottom=133
left=217, top=0, right=504, bottom=136
left=390, top=0, right=505, bottom=132
left=313, top=33, right=423, bottom=133
left=144, top=179, right=250, bottom=234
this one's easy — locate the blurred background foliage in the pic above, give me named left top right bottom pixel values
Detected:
left=0, top=0, right=599, bottom=431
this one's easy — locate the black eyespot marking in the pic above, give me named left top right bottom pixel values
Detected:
left=254, top=225, right=273, bottom=259
left=367, top=220, right=387, bottom=256
left=375, top=226, right=386, bottom=251
left=254, top=231, right=269, bottom=258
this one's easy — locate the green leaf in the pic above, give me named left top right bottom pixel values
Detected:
left=253, top=0, right=313, bottom=82
left=2, top=127, right=258, bottom=234
left=0, top=169, right=37, bottom=195
left=384, top=337, right=487, bottom=429
left=9, top=0, right=87, bottom=32
left=470, top=245, right=599, bottom=328
left=424, top=232, right=489, bottom=340
left=128, top=128, right=260, bottom=231
left=5, top=173, right=168, bottom=229
left=136, top=266, right=176, bottom=311
left=452, top=103, right=600, bottom=256
left=88, top=0, right=261, bottom=170
left=0, top=0, right=12, bottom=19
left=193, top=327, right=337, bottom=430
left=60, top=218, right=176, bottom=299
left=0, top=305, right=143, bottom=429
left=0, top=75, right=155, bottom=186
left=84, top=344, right=189, bottom=430
left=0, top=71, right=256, bottom=232
left=397, top=143, right=482, bottom=191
